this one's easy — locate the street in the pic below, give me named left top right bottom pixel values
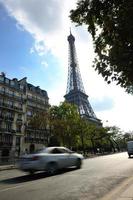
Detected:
left=0, top=152, right=133, bottom=200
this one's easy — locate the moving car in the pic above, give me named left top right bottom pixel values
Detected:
left=18, top=147, right=84, bottom=175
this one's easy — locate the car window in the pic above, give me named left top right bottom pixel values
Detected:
left=62, top=148, right=73, bottom=153
left=50, top=148, right=65, bottom=154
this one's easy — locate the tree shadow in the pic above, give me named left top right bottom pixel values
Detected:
left=0, top=167, right=78, bottom=185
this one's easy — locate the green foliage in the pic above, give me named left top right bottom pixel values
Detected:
left=29, top=103, right=130, bottom=154
left=49, top=102, right=80, bottom=147
left=70, top=0, right=133, bottom=93
left=28, top=111, right=49, bottom=129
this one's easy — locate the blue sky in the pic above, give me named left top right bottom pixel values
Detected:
left=0, top=4, right=61, bottom=91
left=0, top=0, right=133, bottom=131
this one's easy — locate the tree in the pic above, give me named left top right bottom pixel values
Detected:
left=29, top=111, right=49, bottom=130
left=28, top=111, right=50, bottom=145
left=76, top=118, right=90, bottom=155
left=105, top=126, right=122, bottom=152
left=86, top=123, right=110, bottom=153
left=70, top=0, right=133, bottom=93
left=49, top=102, right=80, bottom=148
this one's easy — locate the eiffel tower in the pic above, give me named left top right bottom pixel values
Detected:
left=64, top=31, right=101, bottom=125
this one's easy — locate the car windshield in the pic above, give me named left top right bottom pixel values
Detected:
left=64, top=148, right=73, bottom=153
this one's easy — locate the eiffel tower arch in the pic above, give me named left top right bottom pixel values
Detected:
left=64, top=31, right=102, bottom=126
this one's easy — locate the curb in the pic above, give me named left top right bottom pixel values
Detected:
left=100, top=176, right=133, bottom=200
left=0, top=165, right=17, bottom=171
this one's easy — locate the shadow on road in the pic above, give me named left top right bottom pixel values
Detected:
left=128, top=157, right=133, bottom=159
left=0, top=167, right=78, bottom=185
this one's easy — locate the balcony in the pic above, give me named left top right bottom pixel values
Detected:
left=0, top=90, right=23, bottom=102
left=27, top=95, right=47, bottom=105
left=0, top=103, right=23, bottom=112
left=0, top=131, right=13, bottom=147
left=0, top=128, right=14, bottom=134
left=0, top=115, right=14, bottom=121
left=24, top=137, right=46, bottom=144
left=17, top=118, right=22, bottom=122
left=26, top=127, right=47, bottom=133
left=4, top=116, right=14, bottom=121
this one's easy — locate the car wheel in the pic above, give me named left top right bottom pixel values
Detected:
left=29, top=170, right=35, bottom=175
left=46, top=162, right=58, bottom=175
left=76, top=158, right=82, bottom=169
left=128, top=154, right=131, bottom=158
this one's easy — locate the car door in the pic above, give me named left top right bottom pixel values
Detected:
left=63, top=148, right=77, bottom=167
left=50, top=148, right=70, bottom=168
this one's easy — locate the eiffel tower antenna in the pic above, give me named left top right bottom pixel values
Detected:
left=70, top=27, right=71, bottom=34
left=64, top=31, right=101, bottom=125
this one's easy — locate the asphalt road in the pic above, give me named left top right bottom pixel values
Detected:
left=0, top=152, right=133, bottom=200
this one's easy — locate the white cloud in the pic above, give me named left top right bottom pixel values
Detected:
left=1, top=0, right=133, bottom=131
left=15, top=22, right=25, bottom=31
left=33, top=41, right=48, bottom=56
left=41, top=61, right=48, bottom=69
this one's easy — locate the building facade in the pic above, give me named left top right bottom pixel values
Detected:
left=0, top=73, right=49, bottom=158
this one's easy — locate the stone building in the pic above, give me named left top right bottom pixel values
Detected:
left=0, top=73, right=49, bottom=158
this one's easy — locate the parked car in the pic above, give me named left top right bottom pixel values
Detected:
left=17, top=147, right=84, bottom=175
left=127, top=141, right=133, bottom=158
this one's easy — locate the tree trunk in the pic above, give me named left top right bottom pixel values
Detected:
left=81, top=133, right=85, bottom=156
left=108, top=138, right=115, bottom=152
left=91, top=138, right=96, bottom=154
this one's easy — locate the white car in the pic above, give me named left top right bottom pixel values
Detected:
left=18, top=147, right=84, bottom=175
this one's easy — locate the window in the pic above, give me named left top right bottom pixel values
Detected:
left=0, top=98, right=4, bottom=105
left=0, top=76, right=4, bottom=82
left=51, top=148, right=64, bottom=154
left=50, top=148, right=73, bottom=154
left=10, top=80, right=15, bottom=86
left=5, top=123, right=12, bottom=131
left=18, top=114, right=22, bottom=120
left=5, top=88, right=9, bottom=94
left=17, top=124, right=21, bottom=132
left=16, top=137, right=20, bottom=145
left=17, top=103, right=22, bottom=110
left=20, top=85, right=24, bottom=90
left=27, top=93, right=32, bottom=99
left=1, top=87, right=5, bottom=92
left=8, top=90, right=13, bottom=96
left=62, top=148, right=73, bottom=153
left=5, top=78, right=9, bottom=84
left=8, top=101, right=13, bottom=107
left=0, top=87, right=4, bottom=94
left=27, top=111, right=32, bottom=116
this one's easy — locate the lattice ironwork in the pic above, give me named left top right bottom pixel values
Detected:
left=64, top=32, right=101, bottom=125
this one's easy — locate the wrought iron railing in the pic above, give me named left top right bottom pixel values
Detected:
left=0, top=156, right=18, bottom=165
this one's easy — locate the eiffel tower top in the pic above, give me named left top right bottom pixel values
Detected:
left=67, top=28, right=75, bottom=42
left=66, top=30, right=85, bottom=94
left=64, top=31, right=102, bottom=125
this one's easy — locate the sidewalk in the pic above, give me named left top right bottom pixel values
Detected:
left=0, top=164, right=17, bottom=171
left=102, top=176, right=133, bottom=200
left=115, top=180, right=133, bottom=200
left=116, top=184, right=133, bottom=200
